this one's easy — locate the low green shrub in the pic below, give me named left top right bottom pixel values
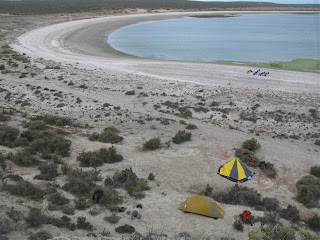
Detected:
left=25, top=208, right=49, bottom=227
left=0, top=125, right=19, bottom=148
left=115, top=224, right=135, bottom=234
left=77, top=146, right=123, bottom=167
left=8, top=151, right=39, bottom=167
left=296, top=176, right=320, bottom=208
left=63, top=169, right=99, bottom=196
left=148, top=173, right=155, bottom=181
left=106, top=168, right=149, bottom=198
left=88, top=126, right=123, bottom=144
left=48, top=192, right=70, bottom=206
left=32, top=114, right=73, bottom=127
left=242, top=138, right=261, bottom=151
left=0, top=218, right=12, bottom=236
left=201, top=184, right=213, bottom=197
left=26, top=120, right=47, bottom=131
left=233, top=219, right=244, bottom=232
left=307, top=215, right=320, bottom=232
left=172, top=130, right=192, bottom=144
left=21, top=130, right=71, bottom=157
left=74, top=197, right=89, bottom=210
left=28, top=231, right=52, bottom=240
left=6, top=180, right=45, bottom=200
left=310, top=166, right=320, bottom=178
left=214, top=185, right=279, bottom=211
left=34, top=163, right=58, bottom=181
left=143, top=138, right=161, bottom=151
left=281, top=205, right=300, bottom=223
left=76, top=217, right=93, bottom=231
left=249, top=225, right=295, bottom=240
left=104, top=214, right=120, bottom=224
left=186, top=124, right=198, bottom=130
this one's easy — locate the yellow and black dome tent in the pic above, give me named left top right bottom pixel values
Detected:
left=179, top=195, right=224, bottom=218
left=218, top=157, right=253, bottom=183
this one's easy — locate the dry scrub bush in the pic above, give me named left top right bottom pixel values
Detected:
left=20, top=129, right=71, bottom=158
left=0, top=125, right=19, bottom=148
left=105, top=168, right=149, bottom=199
left=281, top=205, right=300, bottom=223
left=6, top=180, right=45, bottom=200
left=296, top=175, right=320, bottom=208
left=48, top=192, right=70, bottom=206
left=89, top=126, right=123, bottom=144
left=63, top=169, right=100, bottom=196
left=115, top=224, right=135, bottom=234
left=104, top=214, right=120, bottom=224
left=311, top=166, right=320, bottom=178
left=77, top=146, right=123, bottom=167
left=28, top=231, right=52, bottom=240
left=34, top=163, right=58, bottom=181
left=242, top=138, right=261, bottom=151
left=215, top=185, right=280, bottom=211
left=143, top=138, right=161, bottom=151
left=76, top=217, right=93, bottom=231
left=172, top=130, right=192, bottom=144
left=8, top=151, right=39, bottom=167
left=32, top=114, right=73, bottom=127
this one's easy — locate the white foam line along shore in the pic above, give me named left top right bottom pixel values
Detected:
left=12, top=11, right=320, bottom=93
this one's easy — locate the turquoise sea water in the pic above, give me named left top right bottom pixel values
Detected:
left=107, top=14, right=320, bottom=63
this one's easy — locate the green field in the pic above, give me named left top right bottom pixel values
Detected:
left=218, top=59, right=320, bottom=73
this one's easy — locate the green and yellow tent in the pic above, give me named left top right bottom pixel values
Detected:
left=218, top=157, right=253, bottom=183
left=179, top=195, right=224, bottom=218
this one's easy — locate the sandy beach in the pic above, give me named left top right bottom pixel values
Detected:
left=0, top=10, right=319, bottom=240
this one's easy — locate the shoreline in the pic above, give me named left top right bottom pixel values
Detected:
left=11, top=11, right=320, bottom=93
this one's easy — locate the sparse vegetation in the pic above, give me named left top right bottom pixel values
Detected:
left=77, top=146, right=123, bottom=167
left=89, top=126, right=123, bottom=144
left=143, top=138, right=161, bottom=151
left=201, top=184, right=213, bottom=197
left=172, top=130, right=192, bottom=144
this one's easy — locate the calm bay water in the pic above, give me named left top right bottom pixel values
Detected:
left=107, top=14, right=320, bottom=63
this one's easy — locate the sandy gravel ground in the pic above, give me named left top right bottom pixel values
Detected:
left=0, top=11, right=319, bottom=240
